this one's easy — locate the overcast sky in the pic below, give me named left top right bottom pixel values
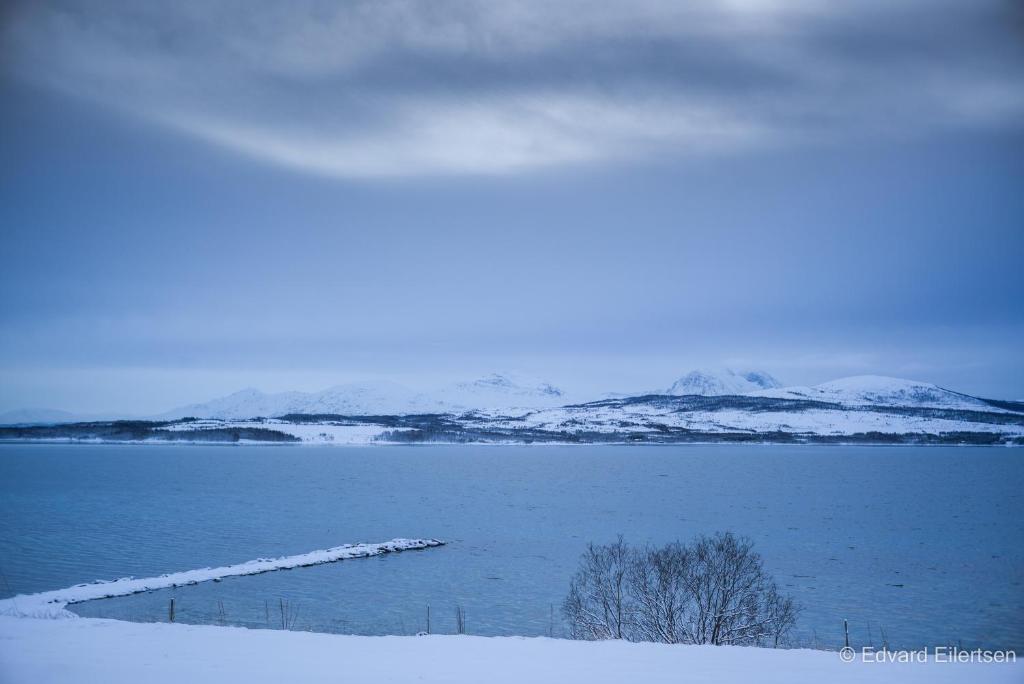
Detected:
left=2, top=0, right=1023, bottom=414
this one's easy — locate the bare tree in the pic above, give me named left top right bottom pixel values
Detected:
left=563, top=532, right=798, bottom=648
left=683, top=532, right=780, bottom=646
left=628, top=542, right=690, bottom=644
left=763, top=585, right=799, bottom=648
left=562, top=536, right=633, bottom=640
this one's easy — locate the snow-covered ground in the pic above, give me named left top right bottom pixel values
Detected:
left=474, top=403, right=1024, bottom=438
left=0, top=539, right=444, bottom=619
left=0, top=616, right=1018, bottom=684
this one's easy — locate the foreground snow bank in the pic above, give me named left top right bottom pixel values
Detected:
left=0, top=616, right=1018, bottom=684
left=0, top=538, right=444, bottom=619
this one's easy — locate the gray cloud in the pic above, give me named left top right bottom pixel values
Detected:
left=3, top=0, right=1023, bottom=176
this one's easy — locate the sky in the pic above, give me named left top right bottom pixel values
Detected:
left=1, top=0, right=1023, bottom=415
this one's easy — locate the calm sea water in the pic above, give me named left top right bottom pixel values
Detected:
left=0, top=444, right=1021, bottom=649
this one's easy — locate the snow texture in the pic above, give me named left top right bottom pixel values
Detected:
left=0, top=616, right=1018, bottom=684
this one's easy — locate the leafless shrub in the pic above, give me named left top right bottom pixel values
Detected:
left=455, top=605, right=466, bottom=634
left=764, top=585, right=798, bottom=648
left=562, top=536, right=633, bottom=640
left=629, top=542, right=691, bottom=644
left=278, top=598, right=300, bottom=630
left=563, top=532, right=799, bottom=647
left=215, top=600, right=227, bottom=625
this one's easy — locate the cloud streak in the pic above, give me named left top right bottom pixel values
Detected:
left=4, top=0, right=1023, bottom=177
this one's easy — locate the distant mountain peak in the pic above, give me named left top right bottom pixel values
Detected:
left=475, top=373, right=515, bottom=388
left=751, top=374, right=992, bottom=411
left=454, top=373, right=564, bottom=398
left=228, top=387, right=265, bottom=398
left=159, top=373, right=569, bottom=419
left=816, top=375, right=937, bottom=392
left=666, top=368, right=781, bottom=396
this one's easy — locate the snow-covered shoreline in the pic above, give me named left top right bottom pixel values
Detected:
left=0, top=538, right=444, bottom=619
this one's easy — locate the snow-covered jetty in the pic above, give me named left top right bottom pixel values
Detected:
left=0, top=538, right=444, bottom=619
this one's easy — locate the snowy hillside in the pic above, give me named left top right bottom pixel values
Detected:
left=160, top=374, right=569, bottom=419
left=751, top=376, right=998, bottom=412
left=666, top=369, right=782, bottom=396
left=432, top=373, right=567, bottom=411
left=462, top=393, right=1024, bottom=444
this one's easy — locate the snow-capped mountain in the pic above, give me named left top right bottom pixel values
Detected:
left=665, top=369, right=782, bottom=396
left=433, top=373, right=566, bottom=411
left=160, top=374, right=569, bottom=419
left=160, top=382, right=433, bottom=419
left=750, top=375, right=997, bottom=411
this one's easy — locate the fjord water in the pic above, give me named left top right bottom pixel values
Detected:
left=1, top=444, right=1021, bottom=649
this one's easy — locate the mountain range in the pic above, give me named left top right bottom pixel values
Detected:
left=159, top=369, right=1010, bottom=419
left=155, top=373, right=570, bottom=421
left=2, top=369, right=1022, bottom=446
left=0, top=369, right=1016, bottom=423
